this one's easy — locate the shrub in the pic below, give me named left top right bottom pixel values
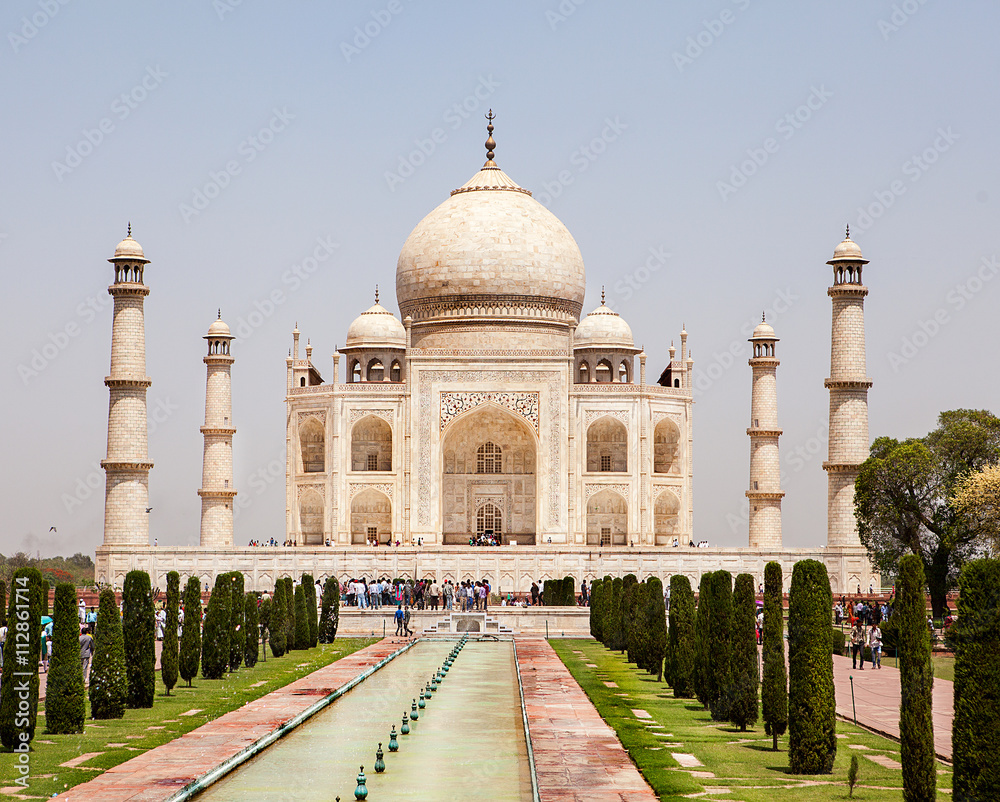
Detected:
left=563, top=576, right=575, bottom=606
left=830, top=628, right=846, bottom=655
left=897, top=553, right=936, bottom=800
left=787, top=559, right=836, bottom=774
left=244, top=593, right=259, bottom=668
left=294, top=584, right=310, bottom=650
left=542, top=579, right=554, bottom=607
left=179, top=577, right=202, bottom=686
left=951, top=559, right=1000, bottom=801
left=282, top=577, right=296, bottom=654
left=45, top=583, right=85, bottom=733
left=123, top=570, right=155, bottom=708
left=761, top=561, right=787, bottom=751
left=609, top=577, right=624, bottom=652
left=880, top=615, right=900, bottom=658
left=161, top=571, right=180, bottom=695
left=624, top=578, right=639, bottom=664
left=269, top=582, right=287, bottom=658
left=693, top=573, right=712, bottom=708
left=644, top=577, right=667, bottom=681
left=729, top=573, right=759, bottom=731
left=621, top=574, right=637, bottom=655
left=201, top=574, right=232, bottom=679
left=1, top=568, right=44, bottom=747
left=667, top=575, right=696, bottom=697
left=708, top=571, right=734, bottom=721
left=848, top=754, right=860, bottom=798
left=302, top=574, right=318, bottom=647
left=589, top=579, right=604, bottom=641
left=319, top=577, right=340, bottom=644
left=89, top=587, right=127, bottom=719
left=228, top=572, right=245, bottom=672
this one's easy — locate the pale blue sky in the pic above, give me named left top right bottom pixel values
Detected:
left=3, top=1, right=998, bottom=555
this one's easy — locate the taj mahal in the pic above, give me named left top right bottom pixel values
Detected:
left=95, top=116, right=877, bottom=595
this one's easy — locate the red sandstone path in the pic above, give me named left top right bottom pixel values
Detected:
left=516, top=637, right=658, bottom=801
left=832, top=652, right=953, bottom=760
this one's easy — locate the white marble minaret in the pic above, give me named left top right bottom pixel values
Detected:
left=746, top=317, right=784, bottom=549
left=102, top=226, right=153, bottom=547
left=198, top=313, right=237, bottom=547
left=823, top=229, right=872, bottom=547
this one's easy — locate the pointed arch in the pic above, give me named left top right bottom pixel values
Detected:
left=586, top=488, right=627, bottom=546
left=653, top=417, right=681, bottom=474
left=350, top=488, right=391, bottom=545
left=299, top=417, right=325, bottom=472
left=299, top=488, right=325, bottom=545
left=586, top=415, right=628, bottom=472
left=351, top=415, right=392, bottom=471
left=654, top=488, right=680, bottom=545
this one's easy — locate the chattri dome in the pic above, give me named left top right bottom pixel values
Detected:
left=110, top=224, right=148, bottom=262
left=207, top=317, right=232, bottom=338
left=750, top=320, right=776, bottom=340
left=829, top=228, right=867, bottom=263
left=574, top=298, right=634, bottom=348
left=345, top=301, right=406, bottom=349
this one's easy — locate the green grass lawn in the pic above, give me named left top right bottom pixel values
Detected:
left=876, top=653, right=954, bottom=682
left=19, top=638, right=376, bottom=799
left=553, top=639, right=953, bottom=802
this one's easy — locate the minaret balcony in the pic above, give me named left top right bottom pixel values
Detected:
left=198, top=488, right=238, bottom=499
left=827, top=284, right=868, bottom=298
left=200, top=426, right=237, bottom=436
left=101, top=459, right=154, bottom=471
left=823, top=378, right=873, bottom=390
left=745, top=490, right=785, bottom=500
left=822, top=461, right=862, bottom=472
left=746, top=427, right=782, bottom=437
left=107, top=282, right=150, bottom=297
left=104, top=376, right=152, bottom=389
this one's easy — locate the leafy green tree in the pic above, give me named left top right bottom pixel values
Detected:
left=951, top=558, right=1000, bottom=801
left=729, top=573, right=759, bottom=731
left=269, top=581, right=287, bottom=657
left=228, top=572, right=245, bottom=672
left=708, top=570, right=734, bottom=721
left=624, top=578, right=639, bottom=663
left=621, top=574, right=637, bottom=655
left=319, top=577, right=340, bottom=644
left=282, top=577, right=296, bottom=653
left=761, top=561, right=787, bottom=750
left=244, top=593, right=259, bottom=668
left=179, top=577, right=202, bottom=686
left=609, top=577, right=624, bottom=652
left=952, top=463, right=1000, bottom=555
left=563, top=576, right=575, bottom=606
left=123, top=570, right=155, bottom=708
left=693, top=573, right=713, bottom=708
left=294, top=584, right=310, bottom=650
left=1, top=568, right=44, bottom=747
left=856, top=409, right=1000, bottom=617
left=161, top=571, right=180, bottom=695
left=897, top=554, right=936, bottom=800
left=667, top=575, right=696, bottom=697
left=89, top=588, right=127, bottom=719
left=201, top=574, right=232, bottom=679
left=589, top=579, right=604, bottom=641
left=45, top=583, right=85, bottom=733
left=0, top=579, right=6, bottom=629
left=302, top=574, right=318, bottom=647
left=787, top=559, right=836, bottom=774
left=644, top=577, right=667, bottom=681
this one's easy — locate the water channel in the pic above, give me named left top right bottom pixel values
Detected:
left=196, top=639, right=534, bottom=801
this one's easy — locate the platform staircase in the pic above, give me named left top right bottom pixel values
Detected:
left=420, top=611, right=515, bottom=638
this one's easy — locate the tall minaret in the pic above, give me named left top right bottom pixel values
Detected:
left=199, top=313, right=237, bottom=547
left=746, top=316, right=784, bottom=549
left=101, top=226, right=153, bottom=547
left=823, top=228, right=872, bottom=547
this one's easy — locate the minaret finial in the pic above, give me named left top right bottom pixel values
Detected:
left=846, top=224, right=850, bottom=240
left=484, top=109, right=496, bottom=166
left=762, top=311, right=766, bottom=323
left=601, top=285, right=606, bottom=305
left=218, top=308, right=221, bottom=319
left=127, top=221, right=132, bottom=238
left=375, top=284, right=379, bottom=305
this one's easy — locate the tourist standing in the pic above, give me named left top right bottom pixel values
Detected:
left=581, top=580, right=589, bottom=606
left=869, top=623, right=882, bottom=669
left=394, top=604, right=404, bottom=636
left=850, top=622, right=864, bottom=670
left=530, top=582, right=539, bottom=606
left=430, top=580, right=440, bottom=611
left=445, top=581, right=454, bottom=611
left=79, top=625, right=95, bottom=685
left=403, top=605, right=412, bottom=637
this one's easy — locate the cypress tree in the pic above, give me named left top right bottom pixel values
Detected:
left=644, top=577, right=667, bottom=681
left=302, top=574, right=319, bottom=647
left=45, top=583, right=85, bottom=733
left=542, top=579, right=554, bottom=606
left=319, top=577, right=340, bottom=644
left=563, top=576, right=576, bottom=606
left=269, top=581, right=287, bottom=657
left=668, top=575, right=696, bottom=697
left=624, top=579, right=638, bottom=663
left=0, top=579, right=6, bottom=629
left=600, top=575, right=613, bottom=647
left=201, top=574, right=232, bottom=679
left=243, top=593, right=259, bottom=668
left=609, top=577, right=625, bottom=652
left=898, top=554, right=936, bottom=800
left=89, top=587, right=127, bottom=719
left=123, top=570, right=155, bottom=708
left=1, top=568, right=44, bottom=747
left=729, top=573, right=759, bottom=731
left=179, top=577, right=202, bottom=686
left=621, top=574, right=637, bottom=655
left=282, top=577, right=296, bottom=653
left=709, top=570, right=734, bottom=721
left=294, top=584, right=310, bottom=650
left=761, top=561, right=787, bottom=750
left=161, top=571, right=180, bottom=695
left=589, top=579, right=604, bottom=641
left=787, top=559, right=836, bottom=774
left=952, top=558, right=1000, bottom=801
left=693, top=573, right=713, bottom=708
left=228, top=572, right=245, bottom=672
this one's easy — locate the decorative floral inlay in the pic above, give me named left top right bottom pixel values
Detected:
left=584, top=409, right=630, bottom=428
left=349, top=408, right=394, bottom=424
left=585, top=483, right=630, bottom=500
left=440, top=391, right=539, bottom=433
left=349, top=482, right=394, bottom=500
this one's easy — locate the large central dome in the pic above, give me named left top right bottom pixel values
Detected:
left=395, top=125, right=586, bottom=327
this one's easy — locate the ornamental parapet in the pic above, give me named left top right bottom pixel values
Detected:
left=399, top=292, right=582, bottom=324
left=827, top=285, right=868, bottom=298
left=105, top=377, right=152, bottom=389
left=200, top=426, right=237, bottom=436
left=746, top=427, right=782, bottom=437
left=824, top=378, right=873, bottom=390
left=107, top=282, right=150, bottom=297
left=198, top=489, right=238, bottom=498
left=823, top=461, right=862, bottom=473
left=572, top=383, right=690, bottom=397
left=746, top=490, right=785, bottom=500
left=101, top=459, right=154, bottom=471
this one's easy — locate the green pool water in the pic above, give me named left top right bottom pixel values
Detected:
left=196, top=639, right=533, bottom=801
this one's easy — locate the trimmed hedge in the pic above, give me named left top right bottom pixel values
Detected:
left=45, top=583, right=85, bottom=733
left=161, top=571, right=180, bottom=695
left=179, top=577, right=202, bottom=686
left=201, top=574, right=232, bottom=679
left=0, top=568, right=44, bottom=747
left=761, top=561, right=787, bottom=750
left=831, top=628, right=846, bottom=655
left=693, top=572, right=712, bottom=708
left=624, top=578, right=639, bottom=664
left=729, top=573, right=759, bottom=731
left=228, top=572, right=245, bottom=672
left=609, top=577, right=624, bottom=652
left=244, top=593, right=260, bottom=668
left=708, top=571, right=734, bottom=721
left=89, top=587, right=127, bottom=719
left=282, top=577, right=296, bottom=654
left=0, top=579, right=5, bottom=629
left=563, top=576, right=576, bottom=606
left=294, top=584, right=310, bottom=650
left=667, top=575, right=695, bottom=697
left=258, top=597, right=272, bottom=656
left=269, top=582, right=287, bottom=657
left=302, top=574, right=319, bottom=647
left=319, top=577, right=340, bottom=644
left=644, top=577, right=667, bottom=681
left=123, top=570, right=155, bottom=709
left=787, top=559, right=836, bottom=774
left=589, top=579, right=604, bottom=641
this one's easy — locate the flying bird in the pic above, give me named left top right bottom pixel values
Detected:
left=49, top=526, right=57, bottom=532
left=146, top=507, right=153, bottom=513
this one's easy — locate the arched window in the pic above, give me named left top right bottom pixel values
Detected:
left=477, top=504, right=502, bottom=537
left=477, top=442, right=502, bottom=474
left=619, top=361, right=629, bottom=383
left=390, top=360, right=401, bottom=382
left=351, top=360, right=362, bottom=382
left=299, top=377, right=306, bottom=387
left=595, top=359, right=612, bottom=383
left=299, top=418, right=325, bottom=473
left=351, top=415, right=392, bottom=471
left=579, top=362, right=590, bottom=384
left=586, top=416, right=627, bottom=472
left=366, top=359, right=384, bottom=382
left=653, top=418, right=681, bottom=474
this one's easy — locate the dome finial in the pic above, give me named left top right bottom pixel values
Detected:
left=375, top=284, right=379, bottom=305
left=762, top=311, right=766, bottom=323
left=127, top=221, right=132, bottom=238
left=218, top=308, right=222, bottom=319
left=484, top=109, right=497, bottom=167
left=601, top=285, right=606, bottom=305
left=845, top=224, right=850, bottom=240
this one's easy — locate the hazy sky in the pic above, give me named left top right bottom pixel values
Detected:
left=3, top=1, right=998, bottom=557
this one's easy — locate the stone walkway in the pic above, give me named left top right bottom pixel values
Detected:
left=832, top=653, right=953, bottom=760
left=516, top=638, right=657, bottom=801
left=55, top=638, right=411, bottom=801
